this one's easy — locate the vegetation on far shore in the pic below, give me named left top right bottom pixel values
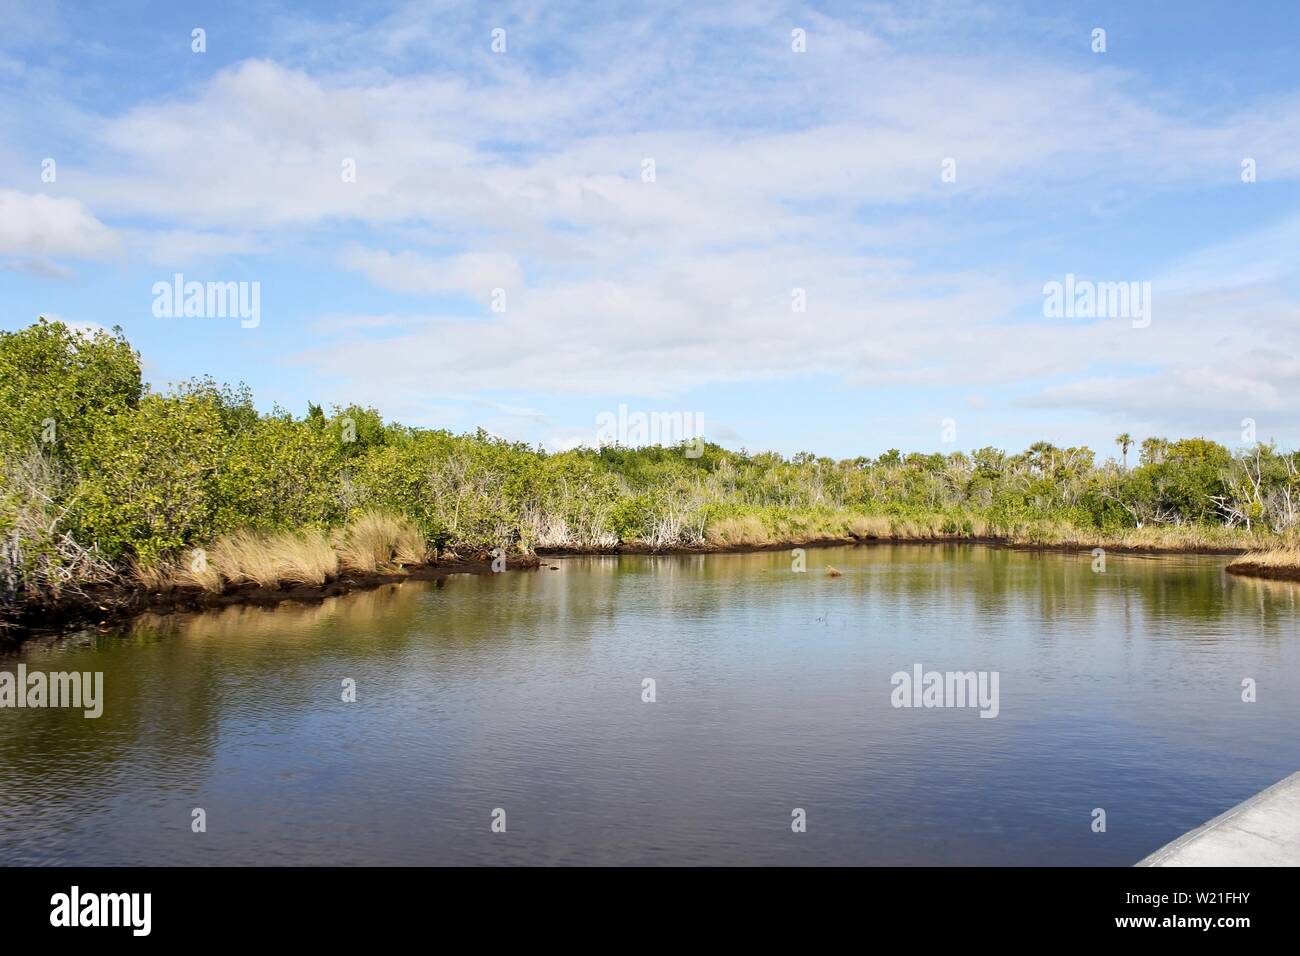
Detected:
left=3, top=318, right=1299, bottom=615
left=1225, top=546, right=1300, bottom=581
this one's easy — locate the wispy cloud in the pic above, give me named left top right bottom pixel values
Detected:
left=2, top=1, right=1300, bottom=452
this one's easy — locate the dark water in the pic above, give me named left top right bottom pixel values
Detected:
left=2, top=544, right=1298, bottom=866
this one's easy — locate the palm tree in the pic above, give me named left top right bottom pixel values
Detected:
left=1115, top=433, right=1133, bottom=471
left=1026, top=440, right=1056, bottom=476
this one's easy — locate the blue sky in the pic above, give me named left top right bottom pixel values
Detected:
left=3, top=0, right=1299, bottom=460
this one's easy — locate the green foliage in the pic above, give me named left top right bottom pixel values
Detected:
left=610, top=495, right=655, bottom=540
left=211, top=413, right=347, bottom=533
left=0, top=318, right=142, bottom=456
left=3, top=318, right=1297, bottom=595
left=69, top=393, right=226, bottom=561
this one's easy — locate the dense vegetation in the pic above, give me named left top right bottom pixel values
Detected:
left=2, top=319, right=1298, bottom=606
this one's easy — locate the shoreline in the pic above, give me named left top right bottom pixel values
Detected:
left=1, top=555, right=537, bottom=643
left=3, top=534, right=1279, bottom=645
left=535, top=535, right=1251, bottom=558
left=1224, top=561, right=1300, bottom=583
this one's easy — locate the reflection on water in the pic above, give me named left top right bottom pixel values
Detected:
left=1, top=545, right=1297, bottom=865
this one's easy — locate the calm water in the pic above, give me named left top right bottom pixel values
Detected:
left=2, top=544, right=1298, bottom=866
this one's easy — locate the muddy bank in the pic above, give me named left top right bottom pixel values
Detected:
left=536, top=536, right=865, bottom=556
left=2, top=535, right=1274, bottom=645
left=1006, top=541, right=1246, bottom=557
left=2, top=555, right=541, bottom=644
left=536, top=534, right=1249, bottom=558
left=1225, top=561, right=1300, bottom=582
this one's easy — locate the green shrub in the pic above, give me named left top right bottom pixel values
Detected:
left=0, top=318, right=141, bottom=457
left=2, top=315, right=1296, bottom=596
left=70, top=394, right=225, bottom=561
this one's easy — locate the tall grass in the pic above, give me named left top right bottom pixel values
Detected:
left=132, top=512, right=423, bottom=592
left=213, top=530, right=338, bottom=587
left=1228, top=546, right=1300, bottom=570
left=704, top=515, right=771, bottom=547
left=696, top=507, right=1273, bottom=553
left=334, top=512, right=425, bottom=572
left=121, top=503, right=1290, bottom=597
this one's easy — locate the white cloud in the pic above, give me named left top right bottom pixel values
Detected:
left=0, top=189, right=119, bottom=259
left=1, top=258, right=75, bottom=280
left=341, top=247, right=523, bottom=297
left=4, top=3, right=1300, bottom=444
left=125, top=229, right=266, bottom=266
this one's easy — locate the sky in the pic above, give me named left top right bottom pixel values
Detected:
left=2, top=0, right=1299, bottom=460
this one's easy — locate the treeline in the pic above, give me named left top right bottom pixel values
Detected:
left=2, top=319, right=1297, bottom=603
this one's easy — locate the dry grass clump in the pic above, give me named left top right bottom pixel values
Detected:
left=889, top=516, right=936, bottom=539
left=1110, top=524, right=1262, bottom=551
left=131, top=551, right=225, bottom=593
left=131, top=559, right=178, bottom=593
left=1011, top=522, right=1268, bottom=552
left=178, top=549, right=226, bottom=592
left=695, top=508, right=1285, bottom=554
left=276, top=530, right=341, bottom=584
left=210, top=530, right=287, bottom=588
left=218, top=530, right=338, bottom=587
left=704, top=515, right=772, bottom=547
left=1228, top=547, right=1300, bottom=570
left=846, top=514, right=892, bottom=538
left=149, top=530, right=341, bottom=591
left=334, top=512, right=426, bottom=573
left=964, top=519, right=1270, bottom=553
left=130, top=512, right=428, bottom=593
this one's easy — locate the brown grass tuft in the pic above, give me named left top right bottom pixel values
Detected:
left=211, top=531, right=289, bottom=589
left=335, top=512, right=427, bottom=573
left=1228, top=547, right=1300, bottom=570
left=704, top=515, right=772, bottom=547
left=266, top=530, right=339, bottom=585
left=132, top=552, right=224, bottom=593
left=123, top=513, right=429, bottom=595
left=131, top=559, right=175, bottom=593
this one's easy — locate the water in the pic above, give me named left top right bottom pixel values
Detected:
left=2, top=544, right=1298, bottom=866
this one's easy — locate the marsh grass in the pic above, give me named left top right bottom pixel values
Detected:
left=213, top=529, right=339, bottom=587
left=212, top=530, right=295, bottom=588
left=132, top=512, right=422, bottom=592
left=704, top=515, right=772, bottom=547
left=698, top=507, right=1272, bottom=554
left=1228, top=545, right=1300, bottom=570
left=335, top=512, right=426, bottom=572
left=130, top=559, right=176, bottom=593
left=131, top=553, right=224, bottom=593
left=845, top=514, right=893, bottom=538
left=125, top=504, right=1282, bottom=598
